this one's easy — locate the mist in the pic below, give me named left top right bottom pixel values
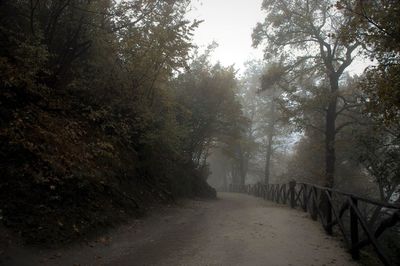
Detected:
left=0, top=1, right=399, bottom=265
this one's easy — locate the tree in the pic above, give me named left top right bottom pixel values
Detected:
left=335, top=0, right=400, bottom=201
left=336, top=0, right=400, bottom=125
left=253, top=0, right=360, bottom=187
left=235, top=60, right=265, bottom=185
left=173, top=47, right=245, bottom=170
left=235, top=60, right=291, bottom=186
left=0, top=0, right=223, bottom=242
left=285, top=77, right=375, bottom=190
left=259, top=64, right=287, bottom=184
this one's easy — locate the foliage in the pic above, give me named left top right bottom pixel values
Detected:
left=253, top=0, right=360, bottom=187
left=333, top=0, right=400, bottom=199
left=0, top=0, right=252, bottom=244
left=285, top=79, right=370, bottom=189
left=337, top=0, right=400, bottom=125
left=355, top=126, right=400, bottom=201
left=173, top=48, right=245, bottom=167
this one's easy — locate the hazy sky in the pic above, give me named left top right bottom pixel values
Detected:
left=187, top=0, right=368, bottom=75
left=187, top=0, right=265, bottom=73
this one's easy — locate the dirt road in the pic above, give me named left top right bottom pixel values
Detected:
left=3, top=193, right=357, bottom=266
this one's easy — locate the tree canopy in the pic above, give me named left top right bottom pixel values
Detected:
left=0, top=0, right=243, bottom=243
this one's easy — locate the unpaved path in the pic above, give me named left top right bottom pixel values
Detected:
left=2, top=193, right=357, bottom=266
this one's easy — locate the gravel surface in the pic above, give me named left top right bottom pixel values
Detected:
left=2, top=193, right=358, bottom=266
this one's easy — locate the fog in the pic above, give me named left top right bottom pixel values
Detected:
left=0, top=0, right=399, bottom=265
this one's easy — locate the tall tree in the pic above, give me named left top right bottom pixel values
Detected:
left=253, top=0, right=360, bottom=187
left=173, top=48, right=244, bottom=169
left=235, top=61, right=265, bottom=185
left=260, top=65, right=284, bottom=184
left=336, top=0, right=400, bottom=201
left=236, top=60, right=290, bottom=185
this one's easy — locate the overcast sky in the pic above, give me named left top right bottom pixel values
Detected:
left=186, top=0, right=368, bottom=75
left=187, top=0, right=265, bottom=73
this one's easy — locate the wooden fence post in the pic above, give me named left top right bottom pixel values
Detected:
left=273, top=185, right=276, bottom=202
left=326, top=190, right=333, bottom=235
left=311, top=186, right=318, bottom=220
left=262, top=185, right=266, bottom=199
left=283, top=184, right=287, bottom=204
left=277, top=184, right=281, bottom=203
left=289, top=180, right=296, bottom=208
left=264, top=185, right=267, bottom=200
left=302, top=184, right=308, bottom=212
left=350, top=197, right=360, bottom=260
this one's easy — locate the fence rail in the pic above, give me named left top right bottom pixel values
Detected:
left=230, top=182, right=400, bottom=266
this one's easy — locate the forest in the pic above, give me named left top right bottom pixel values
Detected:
left=210, top=0, right=400, bottom=204
left=0, top=0, right=399, bottom=264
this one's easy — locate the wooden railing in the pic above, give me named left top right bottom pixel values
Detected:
left=231, top=181, right=400, bottom=266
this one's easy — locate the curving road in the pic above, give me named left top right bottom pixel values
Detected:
left=4, top=193, right=357, bottom=266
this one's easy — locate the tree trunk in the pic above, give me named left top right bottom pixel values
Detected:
left=264, top=88, right=276, bottom=184
left=231, top=162, right=239, bottom=191
left=325, top=75, right=338, bottom=188
left=239, top=145, right=246, bottom=188
left=264, top=130, right=274, bottom=184
left=223, top=172, right=228, bottom=191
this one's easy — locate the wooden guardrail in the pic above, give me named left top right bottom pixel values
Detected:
left=231, top=181, right=400, bottom=266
